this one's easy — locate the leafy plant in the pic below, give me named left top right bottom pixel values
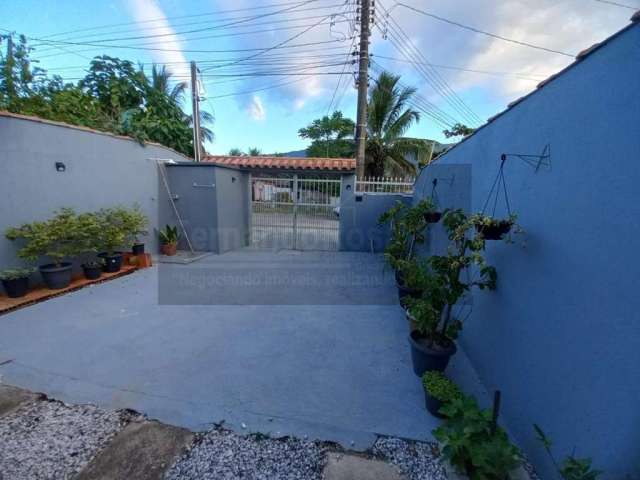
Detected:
left=434, top=395, right=521, bottom=479
left=5, top=208, right=87, bottom=266
left=159, top=225, right=179, bottom=245
left=95, top=207, right=129, bottom=254
left=405, top=209, right=504, bottom=347
left=422, top=371, right=461, bottom=403
left=534, top=425, right=603, bottom=480
left=0, top=267, right=36, bottom=281
left=118, top=205, right=148, bottom=246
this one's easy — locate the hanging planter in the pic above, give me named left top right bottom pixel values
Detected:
left=475, top=219, right=514, bottom=240
left=423, top=211, right=442, bottom=223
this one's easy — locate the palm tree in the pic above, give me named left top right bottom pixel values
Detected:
left=365, top=71, right=431, bottom=177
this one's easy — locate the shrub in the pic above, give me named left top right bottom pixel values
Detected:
left=0, top=267, right=36, bottom=280
left=434, top=395, right=521, bottom=479
left=422, top=371, right=461, bottom=403
left=5, top=208, right=87, bottom=266
left=119, top=205, right=148, bottom=246
left=95, top=207, right=131, bottom=254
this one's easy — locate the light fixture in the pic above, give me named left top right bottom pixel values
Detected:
left=55, top=162, right=66, bottom=172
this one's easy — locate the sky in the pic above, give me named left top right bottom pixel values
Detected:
left=2, top=0, right=637, bottom=155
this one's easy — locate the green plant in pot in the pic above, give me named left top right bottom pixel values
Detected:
left=5, top=208, right=85, bottom=290
left=120, top=205, right=149, bottom=255
left=434, top=394, right=523, bottom=480
left=95, top=207, right=130, bottom=273
left=0, top=267, right=36, bottom=298
left=72, top=211, right=105, bottom=280
left=159, top=225, right=179, bottom=256
left=472, top=213, right=518, bottom=241
left=422, top=371, right=461, bottom=418
left=395, top=257, right=431, bottom=307
left=406, top=209, right=500, bottom=376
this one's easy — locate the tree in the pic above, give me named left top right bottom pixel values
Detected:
left=365, top=71, right=431, bottom=177
left=443, top=123, right=475, bottom=138
left=228, top=148, right=243, bottom=156
left=298, top=111, right=355, bottom=158
left=0, top=33, right=47, bottom=111
left=247, top=147, right=262, bottom=156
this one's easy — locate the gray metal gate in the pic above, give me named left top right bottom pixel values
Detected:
left=250, top=174, right=341, bottom=250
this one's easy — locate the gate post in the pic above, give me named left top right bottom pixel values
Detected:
left=292, top=173, right=298, bottom=250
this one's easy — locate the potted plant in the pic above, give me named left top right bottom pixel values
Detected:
left=159, top=225, right=179, bottom=256
left=96, top=207, right=129, bottom=273
left=473, top=213, right=518, bottom=240
left=422, top=371, right=461, bottom=418
left=0, top=267, right=35, bottom=298
left=5, top=208, right=83, bottom=290
left=434, top=395, right=525, bottom=480
left=406, top=209, right=501, bottom=376
left=395, top=258, right=429, bottom=305
left=82, top=259, right=104, bottom=280
left=120, top=205, right=148, bottom=255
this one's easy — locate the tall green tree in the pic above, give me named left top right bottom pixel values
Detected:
left=0, top=33, right=47, bottom=111
left=298, top=110, right=355, bottom=158
left=365, top=71, right=431, bottom=177
left=443, top=123, right=475, bottom=138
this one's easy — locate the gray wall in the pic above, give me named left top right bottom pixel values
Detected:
left=413, top=23, right=640, bottom=479
left=0, top=114, right=189, bottom=291
left=214, top=167, right=249, bottom=253
left=339, top=174, right=412, bottom=252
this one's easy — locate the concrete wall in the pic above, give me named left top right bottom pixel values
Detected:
left=413, top=23, right=640, bottom=479
left=0, top=114, right=189, bottom=291
left=339, top=174, right=412, bottom=252
left=214, top=167, right=249, bottom=253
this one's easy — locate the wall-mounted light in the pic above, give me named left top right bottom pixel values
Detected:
left=232, top=177, right=237, bottom=183
left=346, top=184, right=352, bottom=191
left=55, top=162, right=66, bottom=172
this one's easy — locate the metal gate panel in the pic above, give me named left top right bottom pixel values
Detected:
left=250, top=175, right=340, bottom=251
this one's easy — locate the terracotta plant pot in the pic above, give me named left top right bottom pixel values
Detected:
left=161, top=243, right=177, bottom=256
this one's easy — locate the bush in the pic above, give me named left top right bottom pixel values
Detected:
left=422, top=371, right=461, bottom=403
left=118, top=205, right=148, bottom=246
left=6, top=208, right=87, bottom=266
left=95, top=207, right=141, bottom=254
left=434, top=395, right=521, bottom=479
left=0, top=267, right=36, bottom=280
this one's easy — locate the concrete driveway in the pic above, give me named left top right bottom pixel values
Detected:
left=0, top=250, right=484, bottom=449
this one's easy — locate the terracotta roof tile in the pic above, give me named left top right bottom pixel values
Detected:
left=203, top=155, right=356, bottom=171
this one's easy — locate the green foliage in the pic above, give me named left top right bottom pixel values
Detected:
left=298, top=111, right=355, bottom=158
left=443, top=123, right=475, bottom=139
left=159, top=225, right=179, bottom=245
left=247, top=147, right=262, bottom=156
left=228, top=148, right=244, bottom=156
left=533, top=425, right=603, bottom=480
left=366, top=71, right=432, bottom=177
left=0, top=35, right=212, bottom=157
left=422, top=371, right=461, bottom=403
left=0, top=267, right=36, bottom=281
left=5, top=208, right=89, bottom=265
left=95, top=207, right=134, bottom=254
left=434, top=395, right=521, bottom=479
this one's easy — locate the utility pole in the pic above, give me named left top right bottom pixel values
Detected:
left=190, top=61, right=202, bottom=162
left=354, top=0, right=371, bottom=180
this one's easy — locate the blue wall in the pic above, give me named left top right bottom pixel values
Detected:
left=414, top=23, right=640, bottom=479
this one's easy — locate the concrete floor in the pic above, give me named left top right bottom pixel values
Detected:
left=0, top=250, right=487, bottom=449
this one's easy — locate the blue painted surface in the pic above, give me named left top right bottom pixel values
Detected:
left=413, top=24, right=640, bottom=479
left=0, top=251, right=488, bottom=449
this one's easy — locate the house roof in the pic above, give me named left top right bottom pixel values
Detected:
left=433, top=11, right=640, bottom=162
left=203, top=155, right=356, bottom=171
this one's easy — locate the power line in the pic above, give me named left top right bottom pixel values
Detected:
left=372, top=54, right=546, bottom=81
left=593, top=0, right=639, bottom=9
left=395, top=3, right=575, bottom=58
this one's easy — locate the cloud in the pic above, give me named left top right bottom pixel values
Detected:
left=124, top=0, right=189, bottom=78
left=248, top=95, right=266, bottom=121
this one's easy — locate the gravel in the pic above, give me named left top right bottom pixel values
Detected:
left=0, top=398, right=129, bottom=480
left=165, top=428, right=327, bottom=480
left=372, top=437, right=447, bottom=480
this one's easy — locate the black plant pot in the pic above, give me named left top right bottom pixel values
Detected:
left=475, top=221, right=513, bottom=240
left=39, top=263, right=73, bottom=290
left=424, top=211, right=443, bottom=223
left=82, top=264, right=102, bottom=280
left=424, top=389, right=446, bottom=418
left=2, top=277, right=29, bottom=298
left=409, top=331, right=457, bottom=376
left=98, top=253, right=123, bottom=273
left=132, top=243, right=145, bottom=255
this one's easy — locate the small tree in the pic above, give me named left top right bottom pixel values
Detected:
left=5, top=208, right=86, bottom=266
left=95, top=207, right=128, bottom=255
left=118, top=205, right=148, bottom=247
